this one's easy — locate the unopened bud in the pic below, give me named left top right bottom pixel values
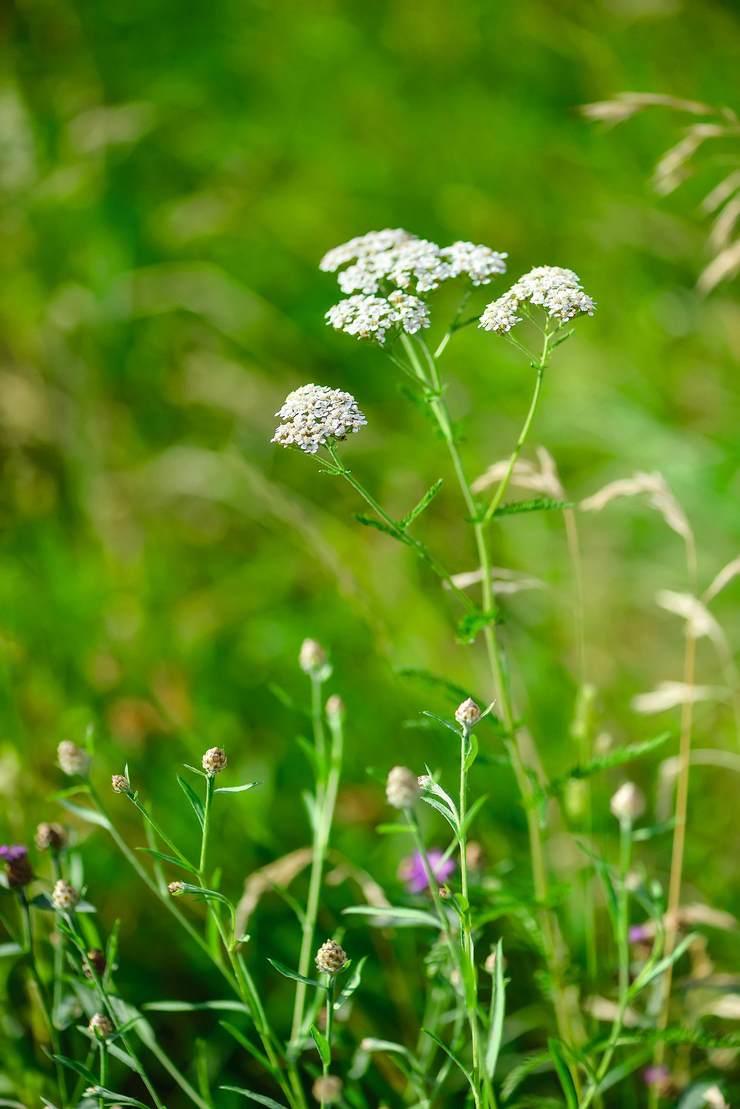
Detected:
left=51, top=879, right=79, bottom=910
left=111, top=774, right=130, bottom=794
left=484, top=950, right=497, bottom=975
left=0, top=845, right=32, bottom=888
left=57, top=741, right=90, bottom=777
left=466, top=841, right=483, bottom=870
left=386, top=765, right=418, bottom=810
left=312, top=1075, right=342, bottom=1104
left=315, top=938, right=347, bottom=975
left=610, top=782, right=645, bottom=824
left=202, top=747, right=227, bottom=775
left=455, top=698, right=481, bottom=730
left=88, top=1013, right=114, bottom=1039
left=299, top=638, right=327, bottom=675
left=35, top=822, right=67, bottom=852
left=438, top=884, right=451, bottom=899
left=84, top=948, right=107, bottom=980
left=325, top=694, right=345, bottom=721
left=168, top=881, right=186, bottom=897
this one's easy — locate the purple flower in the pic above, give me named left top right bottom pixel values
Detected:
left=399, top=849, right=455, bottom=894
left=629, top=923, right=652, bottom=944
left=0, top=845, right=28, bottom=862
left=0, top=844, right=32, bottom=888
left=643, top=1065, right=669, bottom=1089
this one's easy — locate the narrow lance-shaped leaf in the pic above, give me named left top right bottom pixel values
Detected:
left=310, top=1024, right=331, bottom=1067
left=484, top=940, right=506, bottom=1079
left=214, top=781, right=260, bottom=794
left=342, top=905, right=441, bottom=929
left=267, top=957, right=325, bottom=989
left=135, top=848, right=198, bottom=875
left=177, top=775, right=205, bottom=829
left=220, top=1089, right=288, bottom=1109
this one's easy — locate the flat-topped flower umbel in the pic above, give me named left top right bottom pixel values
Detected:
left=480, top=265, right=595, bottom=334
left=272, top=384, right=366, bottom=455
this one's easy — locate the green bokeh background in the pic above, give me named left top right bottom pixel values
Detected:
left=1, top=0, right=738, bottom=1102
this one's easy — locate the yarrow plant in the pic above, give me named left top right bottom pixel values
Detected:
left=1, top=225, right=737, bottom=1108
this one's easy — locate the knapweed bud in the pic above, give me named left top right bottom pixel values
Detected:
left=57, top=740, right=90, bottom=777
left=484, top=950, right=498, bottom=975
left=610, top=782, right=645, bottom=824
left=111, top=773, right=130, bottom=794
left=35, top=822, right=67, bottom=853
left=299, top=638, right=327, bottom=675
left=88, top=1013, right=114, bottom=1039
left=466, top=841, right=484, bottom=871
left=0, top=845, right=33, bottom=888
left=455, top=698, right=481, bottom=730
left=83, top=948, right=107, bottom=980
left=325, top=694, right=345, bottom=721
left=51, top=879, right=79, bottom=910
left=202, top=746, right=227, bottom=775
left=439, top=884, right=451, bottom=899
left=386, top=766, right=418, bottom=810
left=312, top=1075, right=342, bottom=1104
left=168, top=881, right=186, bottom=896
left=315, top=938, right=347, bottom=976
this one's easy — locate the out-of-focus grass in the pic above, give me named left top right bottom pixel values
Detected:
left=0, top=0, right=738, bottom=1100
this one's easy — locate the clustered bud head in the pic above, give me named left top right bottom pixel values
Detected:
left=202, top=747, right=227, bottom=775
left=57, top=740, right=90, bottom=777
left=111, top=773, right=130, bottom=794
left=88, top=1012, right=114, bottom=1039
left=272, top=384, right=367, bottom=454
left=299, top=638, right=328, bottom=675
left=610, top=781, right=645, bottom=824
left=35, top=822, right=67, bottom=853
left=484, top=950, right=497, bottom=975
left=455, top=697, right=481, bottom=730
left=325, top=694, right=345, bottom=722
left=51, top=879, right=79, bottom=910
left=315, top=938, right=348, bottom=976
left=84, top=948, right=107, bottom=980
left=168, top=881, right=186, bottom=896
left=0, top=845, right=33, bottom=888
left=385, top=765, right=419, bottom=810
left=480, top=265, right=595, bottom=335
left=312, top=1075, right=343, bottom=1104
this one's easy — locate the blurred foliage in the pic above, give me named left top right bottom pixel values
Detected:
left=0, top=0, right=738, bottom=1103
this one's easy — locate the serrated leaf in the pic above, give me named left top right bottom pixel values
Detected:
left=354, top=514, right=401, bottom=538
left=401, top=478, right=444, bottom=529
left=214, top=781, right=260, bottom=794
left=310, top=1024, right=331, bottom=1067
left=267, top=957, right=324, bottom=988
left=220, top=1089, right=287, bottom=1109
left=492, top=497, right=572, bottom=518
left=456, top=608, right=499, bottom=645
left=136, top=848, right=198, bottom=875
left=177, top=775, right=205, bottom=829
left=545, top=733, right=671, bottom=798
left=342, top=905, right=441, bottom=929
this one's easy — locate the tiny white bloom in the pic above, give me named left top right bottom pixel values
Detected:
left=326, top=292, right=429, bottom=344
left=441, top=241, right=508, bottom=285
left=480, top=265, right=595, bottom=334
left=271, top=384, right=366, bottom=455
left=319, top=229, right=413, bottom=273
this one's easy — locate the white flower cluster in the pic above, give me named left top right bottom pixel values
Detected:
left=272, top=384, right=366, bottom=455
left=325, top=291, right=429, bottom=344
left=480, top=265, right=595, bottom=334
left=321, top=228, right=507, bottom=343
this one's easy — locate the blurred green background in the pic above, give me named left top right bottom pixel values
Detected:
left=1, top=0, right=738, bottom=1101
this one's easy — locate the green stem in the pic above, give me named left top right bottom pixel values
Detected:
left=98, top=1042, right=107, bottom=1109
left=199, top=774, right=214, bottom=879
left=407, top=332, right=579, bottom=1086
left=19, top=893, right=68, bottom=1107
left=482, top=359, right=547, bottom=524
left=457, top=727, right=483, bottom=1101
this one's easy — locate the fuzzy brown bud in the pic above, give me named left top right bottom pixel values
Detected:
left=385, top=765, right=418, bottom=810
left=202, top=746, right=227, bottom=775
left=455, top=697, right=481, bottom=730
left=51, top=879, right=79, bottom=910
left=84, top=948, right=107, bottom=980
left=57, top=740, right=90, bottom=777
left=312, top=1075, right=342, bottom=1104
left=111, top=774, right=130, bottom=794
left=35, top=822, right=67, bottom=853
left=88, top=1013, right=114, bottom=1039
left=315, top=938, right=347, bottom=976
